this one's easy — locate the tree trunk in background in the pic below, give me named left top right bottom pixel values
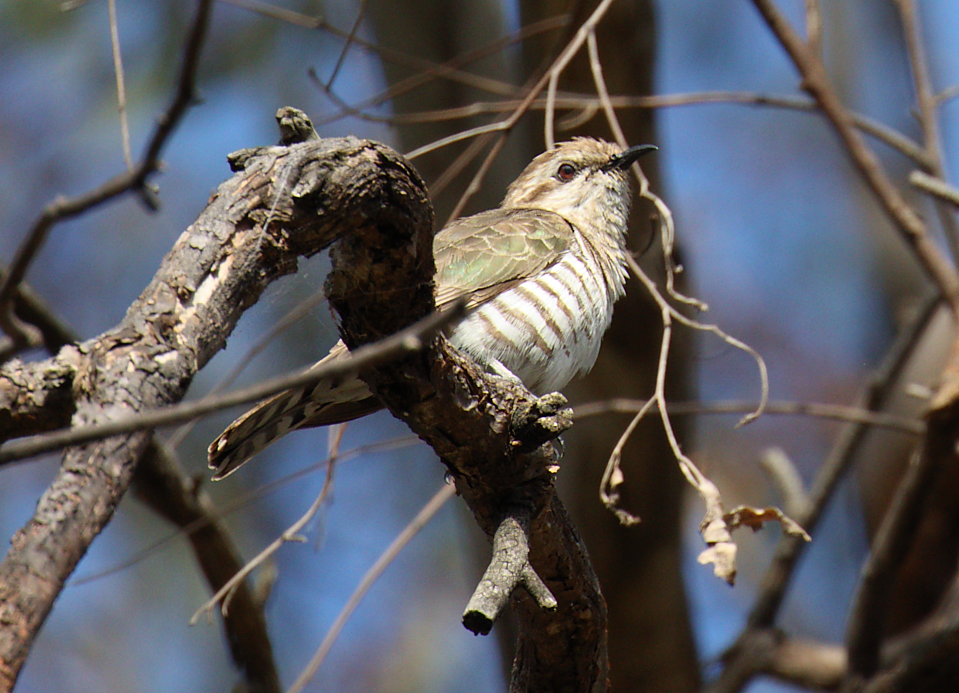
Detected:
left=371, top=1, right=699, bottom=690
left=517, top=2, right=699, bottom=691
left=367, top=0, right=532, bottom=221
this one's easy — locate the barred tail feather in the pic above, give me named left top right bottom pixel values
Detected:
left=208, top=346, right=380, bottom=479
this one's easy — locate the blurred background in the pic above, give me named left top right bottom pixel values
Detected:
left=2, top=1, right=958, bottom=691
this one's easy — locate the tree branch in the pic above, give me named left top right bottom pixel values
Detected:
left=0, top=119, right=609, bottom=692
left=0, top=133, right=407, bottom=691
left=463, top=508, right=558, bottom=636
left=748, top=0, right=959, bottom=316
left=0, top=0, right=213, bottom=353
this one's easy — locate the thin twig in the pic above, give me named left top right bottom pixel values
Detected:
left=760, top=447, right=810, bottom=520
left=133, top=442, right=281, bottom=693
left=431, top=132, right=493, bottom=202
left=107, top=0, right=133, bottom=169
left=191, top=447, right=338, bottom=625
left=804, top=0, right=823, bottom=58
left=325, top=0, right=369, bottom=87
left=0, top=0, right=213, bottom=346
left=574, top=398, right=924, bottom=434
left=314, top=14, right=571, bottom=129
left=895, top=0, right=959, bottom=266
left=287, top=483, right=456, bottom=693
left=708, top=294, right=941, bottom=693
left=420, top=3, right=614, bottom=218
left=316, top=90, right=930, bottom=165
left=748, top=0, right=959, bottom=316
left=223, top=0, right=567, bottom=117
left=0, top=304, right=463, bottom=464
left=910, top=170, right=959, bottom=208
left=74, top=435, right=422, bottom=586
left=586, top=30, right=703, bottom=311
left=600, top=253, right=770, bottom=583
left=544, top=0, right=616, bottom=149
left=753, top=293, right=939, bottom=626
left=0, top=264, right=76, bottom=360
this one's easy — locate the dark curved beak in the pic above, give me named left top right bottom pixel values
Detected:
left=601, top=144, right=658, bottom=172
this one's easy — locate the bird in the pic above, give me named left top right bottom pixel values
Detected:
left=209, top=137, right=656, bottom=479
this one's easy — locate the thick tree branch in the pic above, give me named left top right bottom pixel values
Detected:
left=1, top=253, right=280, bottom=689
left=844, top=430, right=955, bottom=684
left=0, top=134, right=401, bottom=691
left=315, top=124, right=606, bottom=690
left=0, top=122, right=608, bottom=691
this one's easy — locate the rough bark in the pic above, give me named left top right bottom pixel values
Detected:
left=0, top=134, right=610, bottom=692
left=0, top=136, right=401, bottom=689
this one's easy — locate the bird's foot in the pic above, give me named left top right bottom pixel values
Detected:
left=510, top=392, right=573, bottom=454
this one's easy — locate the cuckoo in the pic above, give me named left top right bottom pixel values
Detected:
left=209, top=138, right=655, bottom=479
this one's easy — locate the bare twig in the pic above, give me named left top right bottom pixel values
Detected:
left=759, top=447, right=810, bottom=519
left=414, top=4, right=618, bottom=219
left=107, top=0, right=133, bottom=169
left=586, top=30, right=704, bottom=311
left=911, top=169, right=959, bottom=208
left=602, top=253, right=771, bottom=583
left=756, top=295, right=939, bottom=620
left=287, top=483, right=456, bottom=693
left=191, top=448, right=338, bottom=625
left=0, top=264, right=76, bottom=360
left=0, top=0, right=213, bottom=348
left=709, top=294, right=941, bottom=693
left=0, top=303, right=463, bottom=465
left=463, top=508, right=559, bottom=636
left=935, top=84, right=959, bottom=107
left=895, top=0, right=959, bottom=265
left=544, top=0, right=615, bottom=149
left=325, top=0, right=369, bottom=87
left=749, top=0, right=959, bottom=315
left=134, top=442, right=281, bottom=693
left=75, top=435, right=422, bottom=586
left=770, top=637, right=846, bottom=689
left=804, top=0, right=823, bottom=58
left=574, top=397, right=924, bottom=434
left=318, top=90, right=930, bottom=165
left=223, top=0, right=568, bottom=116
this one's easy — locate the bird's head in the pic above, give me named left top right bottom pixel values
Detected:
left=501, top=138, right=656, bottom=234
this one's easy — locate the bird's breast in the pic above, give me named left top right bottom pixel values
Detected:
left=448, top=247, right=623, bottom=393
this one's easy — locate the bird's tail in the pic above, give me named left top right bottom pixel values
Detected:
left=208, top=347, right=380, bottom=480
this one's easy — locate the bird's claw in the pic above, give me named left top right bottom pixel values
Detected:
left=510, top=392, right=573, bottom=453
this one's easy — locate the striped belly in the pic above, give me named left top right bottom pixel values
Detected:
left=447, top=249, right=618, bottom=394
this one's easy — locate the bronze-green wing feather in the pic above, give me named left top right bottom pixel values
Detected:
left=433, top=208, right=575, bottom=309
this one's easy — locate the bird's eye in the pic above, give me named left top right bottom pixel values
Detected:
left=557, top=163, right=576, bottom=181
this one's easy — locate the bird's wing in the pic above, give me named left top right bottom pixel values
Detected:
left=433, top=208, right=575, bottom=309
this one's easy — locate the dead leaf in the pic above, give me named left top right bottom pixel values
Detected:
left=723, top=505, right=811, bottom=541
